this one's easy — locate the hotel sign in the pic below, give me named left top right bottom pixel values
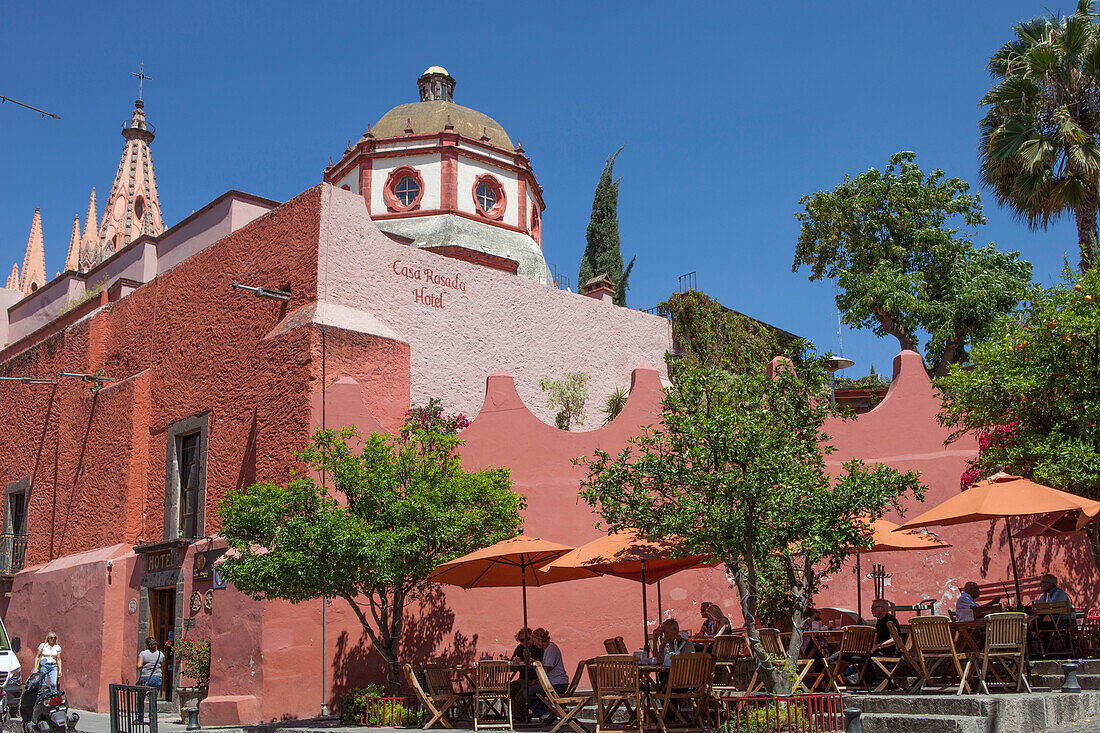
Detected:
left=140, top=545, right=184, bottom=587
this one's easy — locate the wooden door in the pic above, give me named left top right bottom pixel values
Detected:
left=149, top=589, right=176, bottom=700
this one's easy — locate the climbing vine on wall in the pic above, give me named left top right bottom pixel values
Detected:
left=665, top=291, right=802, bottom=376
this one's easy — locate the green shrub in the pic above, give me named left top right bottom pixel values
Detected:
left=340, top=686, right=423, bottom=727
left=717, top=701, right=822, bottom=733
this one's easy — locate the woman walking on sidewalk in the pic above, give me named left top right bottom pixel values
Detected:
left=33, top=631, right=62, bottom=692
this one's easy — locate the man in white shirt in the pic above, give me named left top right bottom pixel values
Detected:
left=956, top=582, right=1001, bottom=621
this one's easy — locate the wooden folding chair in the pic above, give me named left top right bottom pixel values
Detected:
left=978, top=612, right=1032, bottom=694
left=532, top=661, right=592, bottom=733
left=474, top=660, right=514, bottom=730
left=652, top=653, right=713, bottom=733
left=604, top=637, right=629, bottom=654
left=744, top=628, right=784, bottom=694
left=588, top=654, right=643, bottom=733
left=821, top=625, right=875, bottom=692
left=1034, top=600, right=1077, bottom=658
left=709, top=635, right=744, bottom=698
left=910, top=616, right=972, bottom=695
left=871, top=622, right=922, bottom=693
left=425, top=667, right=473, bottom=722
left=403, top=663, right=456, bottom=729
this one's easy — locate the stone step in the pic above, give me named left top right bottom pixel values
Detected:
left=860, top=712, right=991, bottom=733
left=1033, top=673, right=1100, bottom=690
left=1031, top=659, right=1100, bottom=676
left=856, top=694, right=992, bottom=717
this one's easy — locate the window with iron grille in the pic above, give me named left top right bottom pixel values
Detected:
left=178, top=433, right=200, bottom=539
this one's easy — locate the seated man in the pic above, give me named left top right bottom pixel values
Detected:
left=1033, top=573, right=1076, bottom=652
left=656, top=619, right=694, bottom=663
left=956, top=582, right=1001, bottom=621
left=870, top=599, right=900, bottom=653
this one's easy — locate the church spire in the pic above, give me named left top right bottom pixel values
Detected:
left=65, top=216, right=81, bottom=272
left=6, top=264, right=19, bottom=291
left=96, top=95, right=164, bottom=264
left=20, top=208, right=46, bottom=295
left=78, top=188, right=99, bottom=271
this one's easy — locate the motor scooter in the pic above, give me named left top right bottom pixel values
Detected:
left=19, top=670, right=77, bottom=733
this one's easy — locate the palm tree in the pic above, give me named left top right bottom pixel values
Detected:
left=979, top=0, right=1100, bottom=272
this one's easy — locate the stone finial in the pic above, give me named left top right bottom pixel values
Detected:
left=515, top=138, right=525, bottom=154
left=364, top=124, right=374, bottom=139
left=444, top=115, right=454, bottom=131
left=580, top=273, right=616, bottom=303
left=64, top=215, right=81, bottom=272
left=6, top=263, right=19, bottom=291
left=404, top=118, right=414, bottom=135
left=480, top=127, right=491, bottom=142
left=20, top=208, right=46, bottom=295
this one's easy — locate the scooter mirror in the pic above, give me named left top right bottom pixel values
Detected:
left=10, top=638, right=19, bottom=653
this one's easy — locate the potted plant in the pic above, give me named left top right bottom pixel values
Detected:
left=175, top=638, right=211, bottom=723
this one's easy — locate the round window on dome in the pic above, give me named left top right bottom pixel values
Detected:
left=472, top=175, right=506, bottom=220
left=395, top=176, right=420, bottom=207
left=383, top=166, right=425, bottom=213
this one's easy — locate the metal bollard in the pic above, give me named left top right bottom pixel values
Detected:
left=1062, top=662, right=1083, bottom=693
left=844, top=707, right=862, bottom=733
left=184, top=707, right=201, bottom=730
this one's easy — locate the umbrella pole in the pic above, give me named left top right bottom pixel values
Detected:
left=856, top=555, right=863, bottom=624
left=1006, top=518, right=1023, bottom=610
left=642, top=561, right=650, bottom=655
left=657, top=580, right=663, bottom=620
left=521, top=568, right=530, bottom=723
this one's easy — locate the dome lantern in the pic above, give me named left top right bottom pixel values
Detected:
left=418, top=66, right=455, bottom=102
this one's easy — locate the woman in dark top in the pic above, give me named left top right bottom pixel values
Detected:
left=511, top=627, right=542, bottom=662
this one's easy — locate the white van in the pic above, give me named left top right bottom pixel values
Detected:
left=0, top=619, right=22, bottom=713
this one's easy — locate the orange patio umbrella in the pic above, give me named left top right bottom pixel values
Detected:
left=541, top=530, right=716, bottom=652
left=900, top=473, right=1100, bottom=609
left=429, top=534, right=598, bottom=639
left=852, top=518, right=951, bottom=622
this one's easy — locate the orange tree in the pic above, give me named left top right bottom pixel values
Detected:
left=577, top=357, right=923, bottom=695
left=217, top=400, right=524, bottom=691
left=938, top=267, right=1100, bottom=568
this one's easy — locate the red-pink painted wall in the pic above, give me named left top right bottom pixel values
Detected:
left=4, top=182, right=1091, bottom=726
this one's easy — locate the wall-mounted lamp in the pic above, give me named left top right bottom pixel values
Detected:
left=59, top=372, right=116, bottom=383
left=231, top=281, right=291, bottom=301
left=0, top=376, right=57, bottom=385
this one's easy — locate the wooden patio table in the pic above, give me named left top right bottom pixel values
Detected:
left=449, top=662, right=542, bottom=727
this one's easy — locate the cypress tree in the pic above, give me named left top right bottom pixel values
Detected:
left=578, top=148, right=635, bottom=306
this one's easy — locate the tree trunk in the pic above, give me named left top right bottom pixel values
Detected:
left=1087, top=521, right=1100, bottom=579
left=731, top=563, right=792, bottom=696
left=1076, top=195, right=1098, bottom=273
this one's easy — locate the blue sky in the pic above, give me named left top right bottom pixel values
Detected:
left=0, top=1, right=1082, bottom=378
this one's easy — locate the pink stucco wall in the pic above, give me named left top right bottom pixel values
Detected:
left=315, top=185, right=672, bottom=428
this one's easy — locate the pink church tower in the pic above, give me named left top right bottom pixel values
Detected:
left=93, top=98, right=164, bottom=264
left=19, top=208, right=46, bottom=294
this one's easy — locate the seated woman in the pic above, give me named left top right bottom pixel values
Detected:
left=705, top=604, right=733, bottom=637
left=509, top=628, right=542, bottom=715
left=526, top=628, right=568, bottom=725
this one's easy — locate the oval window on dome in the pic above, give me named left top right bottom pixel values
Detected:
left=395, top=176, right=421, bottom=207
left=476, top=181, right=497, bottom=213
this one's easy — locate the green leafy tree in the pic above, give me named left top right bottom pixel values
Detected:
left=578, top=358, right=924, bottom=694
left=578, top=148, right=636, bottom=307
left=794, top=152, right=1033, bottom=378
left=979, top=0, right=1100, bottom=272
left=540, top=372, right=590, bottom=430
left=938, top=266, right=1100, bottom=568
left=217, top=400, right=525, bottom=691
